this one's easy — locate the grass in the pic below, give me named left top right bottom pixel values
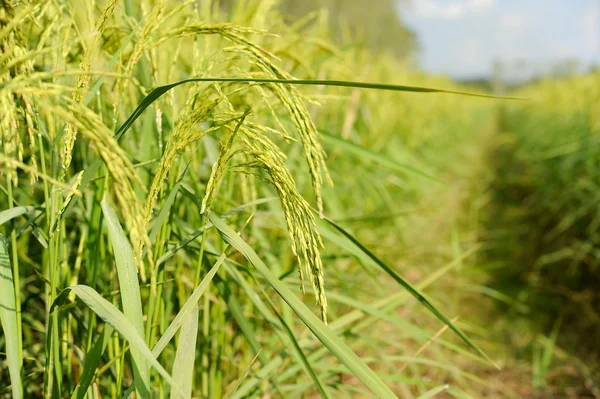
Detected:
left=0, top=0, right=598, bottom=398
left=480, top=73, right=600, bottom=396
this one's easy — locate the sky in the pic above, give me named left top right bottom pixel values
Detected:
left=399, top=0, right=600, bottom=80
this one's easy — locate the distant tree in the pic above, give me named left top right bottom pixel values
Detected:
left=550, top=58, right=580, bottom=78
left=280, top=0, right=417, bottom=59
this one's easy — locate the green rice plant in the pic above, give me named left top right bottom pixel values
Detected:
left=481, top=71, right=600, bottom=395
left=0, top=0, right=519, bottom=397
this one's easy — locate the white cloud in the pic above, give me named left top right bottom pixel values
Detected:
left=581, top=6, right=599, bottom=55
left=500, top=11, right=526, bottom=30
left=413, top=0, right=495, bottom=20
left=471, top=0, right=494, bottom=10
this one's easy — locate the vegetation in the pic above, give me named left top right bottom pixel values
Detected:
left=279, top=0, right=417, bottom=59
left=0, top=0, right=598, bottom=398
left=483, top=74, right=600, bottom=396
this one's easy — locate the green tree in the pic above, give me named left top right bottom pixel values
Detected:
left=280, top=0, right=417, bottom=59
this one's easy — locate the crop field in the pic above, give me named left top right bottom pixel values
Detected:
left=0, top=0, right=598, bottom=398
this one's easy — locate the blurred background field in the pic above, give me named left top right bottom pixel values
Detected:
left=0, top=0, right=599, bottom=398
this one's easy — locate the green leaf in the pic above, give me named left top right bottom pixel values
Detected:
left=123, top=249, right=227, bottom=399
left=222, top=350, right=262, bottom=399
left=101, top=202, right=150, bottom=397
left=216, top=276, right=286, bottom=397
left=208, top=213, right=398, bottom=399
left=542, top=317, right=562, bottom=374
left=70, top=325, right=113, bottom=399
left=265, top=293, right=332, bottom=399
left=149, top=172, right=185, bottom=244
left=156, top=197, right=276, bottom=266
left=216, top=242, right=329, bottom=398
left=169, top=304, right=198, bottom=399
left=0, top=206, right=36, bottom=226
left=417, top=384, right=450, bottom=399
left=52, top=285, right=188, bottom=398
left=154, top=253, right=225, bottom=356
left=320, top=131, right=442, bottom=183
left=321, top=217, right=496, bottom=367
left=115, top=77, right=524, bottom=140
left=0, top=235, right=22, bottom=399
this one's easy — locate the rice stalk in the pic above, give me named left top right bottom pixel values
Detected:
left=236, top=127, right=328, bottom=321
left=46, top=99, right=150, bottom=279
left=142, top=96, right=220, bottom=241
left=0, top=1, right=38, bottom=185
left=154, top=23, right=332, bottom=216
left=0, top=155, right=81, bottom=196
left=201, top=108, right=250, bottom=214
left=61, top=0, right=119, bottom=172
left=207, top=84, right=328, bottom=320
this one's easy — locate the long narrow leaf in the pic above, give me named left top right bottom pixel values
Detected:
left=53, top=285, right=188, bottom=398
left=169, top=304, right=198, bottom=399
left=63, top=72, right=517, bottom=228
left=149, top=176, right=184, bottom=243
left=216, top=278, right=286, bottom=397
left=115, top=77, right=524, bottom=139
left=153, top=252, right=225, bottom=356
left=70, top=325, right=114, bottom=399
left=101, top=202, right=150, bottom=396
left=156, top=197, right=276, bottom=266
left=265, top=292, right=332, bottom=399
left=320, top=131, right=442, bottom=183
left=208, top=213, right=398, bottom=399
left=322, top=218, right=496, bottom=367
left=222, top=261, right=329, bottom=399
left=0, top=206, right=36, bottom=226
left=122, top=249, right=227, bottom=399
left=0, top=235, right=22, bottom=399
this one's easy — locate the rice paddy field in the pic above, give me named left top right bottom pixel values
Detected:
left=0, top=0, right=598, bottom=398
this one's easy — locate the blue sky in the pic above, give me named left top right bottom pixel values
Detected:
left=399, top=0, right=600, bottom=79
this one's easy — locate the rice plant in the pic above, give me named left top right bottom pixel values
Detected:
left=2, top=0, right=595, bottom=398
left=482, top=72, right=600, bottom=396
